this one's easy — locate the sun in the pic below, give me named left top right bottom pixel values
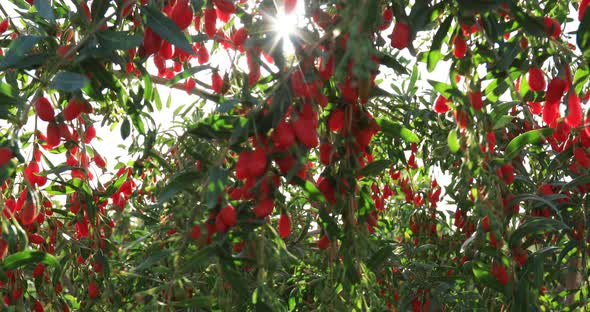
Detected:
left=270, top=5, right=301, bottom=55
left=273, top=11, right=298, bottom=40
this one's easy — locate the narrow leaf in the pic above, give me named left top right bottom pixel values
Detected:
left=143, top=6, right=194, bottom=54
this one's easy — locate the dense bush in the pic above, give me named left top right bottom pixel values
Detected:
left=0, top=0, right=589, bottom=311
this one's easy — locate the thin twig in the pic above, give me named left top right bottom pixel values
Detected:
left=0, top=4, right=21, bottom=36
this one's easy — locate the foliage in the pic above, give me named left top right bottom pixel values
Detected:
left=0, top=0, right=589, bottom=311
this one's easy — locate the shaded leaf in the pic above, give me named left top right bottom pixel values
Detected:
left=360, top=160, right=392, bottom=177
left=143, top=5, right=194, bottom=54
left=509, top=218, right=568, bottom=248
left=503, top=128, right=554, bottom=161
left=50, top=72, right=90, bottom=92
left=447, top=130, right=460, bottom=153
left=427, top=15, right=452, bottom=72
left=2, top=251, right=58, bottom=271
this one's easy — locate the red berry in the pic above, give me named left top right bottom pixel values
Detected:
left=93, top=153, right=106, bottom=168
left=190, top=224, right=201, bottom=241
left=88, top=282, right=99, bottom=299
left=294, top=119, right=319, bottom=148
left=32, top=263, right=45, bottom=278
left=564, top=92, right=582, bottom=128
left=453, top=34, right=467, bottom=58
left=63, top=98, right=83, bottom=121
left=491, top=262, right=509, bottom=285
left=29, top=233, right=45, bottom=245
left=380, top=9, right=393, bottom=30
left=328, top=109, right=345, bottom=132
left=574, top=148, right=590, bottom=168
left=158, top=40, right=174, bottom=59
left=84, top=124, right=96, bottom=144
left=0, top=20, right=8, bottom=34
left=543, top=17, right=561, bottom=38
left=211, top=72, right=223, bottom=94
left=580, top=0, right=590, bottom=21
left=232, top=27, right=247, bottom=47
left=501, top=164, right=515, bottom=185
left=469, top=91, right=483, bottom=111
left=319, top=142, right=335, bottom=165
left=46, top=123, right=61, bottom=147
left=318, top=55, right=335, bottom=81
left=434, top=95, right=450, bottom=114
left=0, top=148, right=13, bottom=167
left=253, top=199, right=274, bottom=218
left=482, top=216, right=490, bottom=232
left=198, top=45, right=210, bottom=64
left=543, top=77, right=567, bottom=125
left=171, top=0, right=193, bottom=30
left=390, top=22, right=410, bottom=49
left=527, top=66, right=546, bottom=92
left=184, top=78, right=196, bottom=94
left=278, top=214, right=291, bottom=238
left=235, top=151, right=252, bottom=180
left=213, top=0, right=236, bottom=14
left=219, top=205, right=237, bottom=227
left=34, top=97, right=55, bottom=122
left=204, top=8, right=217, bottom=38
left=33, top=299, right=44, bottom=312
left=317, top=235, right=330, bottom=249
left=21, top=199, right=38, bottom=226
left=249, top=149, right=268, bottom=177
left=272, top=120, right=296, bottom=149
left=487, top=131, right=496, bottom=153
left=143, top=27, right=163, bottom=56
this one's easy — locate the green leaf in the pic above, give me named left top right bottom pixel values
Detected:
left=172, top=296, right=212, bottom=308
left=360, top=160, right=392, bottom=177
left=0, top=83, right=16, bottom=107
left=103, top=171, right=128, bottom=198
left=158, top=170, right=202, bottom=204
left=188, top=115, right=246, bottom=141
left=0, top=35, right=43, bottom=69
left=367, top=244, right=396, bottom=270
left=134, top=250, right=173, bottom=271
left=509, top=218, right=568, bottom=248
left=562, top=174, right=590, bottom=192
left=492, top=115, right=514, bottom=130
left=143, top=6, right=194, bottom=55
left=513, top=194, right=561, bottom=219
left=427, top=15, right=452, bottom=72
left=503, top=128, right=554, bottom=161
left=206, top=168, right=227, bottom=209
left=2, top=251, right=58, bottom=271
left=378, top=53, right=409, bottom=75
left=120, top=118, right=131, bottom=139
left=50, top=72, right=90, bottom=92
left=217, top=98, right=240, bottom=113
left=511, top=5, right=546, bottom=37
left=34, top=0, right=55, bottom=23
left=97, top=31, right=143, bottom=51
left=38, top=165, right=82, bottom=176
left=428, top=79, right=465, bottom=100
left=578, top=8, right=590, bottom=60
left=291, top=176, right=326, bottom=204
left=573, top=66, right=589, bottom=94
left=376, top=118, right=420, bottom=143
left=91, top=0, right=109, bottom=23
left=447, top=130, right=460, bottom=153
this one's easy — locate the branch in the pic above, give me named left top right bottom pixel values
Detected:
left=149, top=74, right=221, bottom=103
left=0, top=4, right=21, bottom=36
